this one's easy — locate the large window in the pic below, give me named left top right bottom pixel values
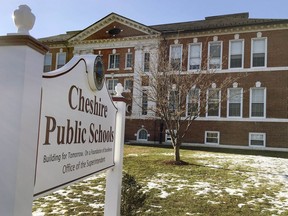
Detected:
left=170, top=44, right=182, bottom=70
left=208, top=41, right=222, bottom=70
left=227, top=88, right=243, bottom=117
left=186, top=87, right=200, bottom=116
left=229, top=40, right=244, bottom=69
left=188, top=43, right=201, bottom=70
left=207, top=89, right=221, bottom=117
left=251, top=38, right=267, bottom=67
left=144, top=52, right=150, bottom=72
left=125, top=53, right=133, bottom=68
left=249, top=133, right=266, bottom=147
left=108, top=54, right=120, bottom=69
left=205, top=131, right=220, bottom=144
left=250, top=88, right=266, bottom=118
left=43, top=53, right=52, bottom=72
left=107, top=79, right=118, bottom=92
left=56, top=52, right=66, bottom=69
left=142, top=91, right=148, bottom=115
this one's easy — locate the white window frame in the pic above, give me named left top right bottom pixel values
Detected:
left=208, top=41, right=222, bottom=70
left=229, top=39, right=244, bottom=69
left=125, top=52, right=133, bottom=69
left=43, top=52, right=52, bottom=72
left=206, top=88, right=221, bottom=117
left=56, top=52, right=66, bottom=69
left=107, top=79, right=118, bottom=93
left=108, top=54, right=120, bottom=69
left=205, top=131, right=220, bottom=144
left=137, top=128, right=149, bottom=141
left=249, top=132, right=266, bottom=147
left=251, top=37, right=267, bottom=68
left=188, top=43, right=202, bottom=71
left=165, top=129, right=176, bottom=143
left=227, top=88, right=243, bottom=118
left=249, top=87, right=266, bottom=118
left=169, top=44, right=183, bottom=70
left=186, top=87, right=200, bottom=117
left=124, top=79, right=133, bottom=92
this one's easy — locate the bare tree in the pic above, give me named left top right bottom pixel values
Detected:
left=133, top=42, right=245, bottom=163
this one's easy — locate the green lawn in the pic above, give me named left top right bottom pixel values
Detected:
left=33, top=145, right=288, bottom=216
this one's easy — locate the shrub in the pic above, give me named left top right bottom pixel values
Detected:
left=121, top=172, right=147, bottom=216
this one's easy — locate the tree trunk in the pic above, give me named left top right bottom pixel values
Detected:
left=174, top=145, right=181, bottom=162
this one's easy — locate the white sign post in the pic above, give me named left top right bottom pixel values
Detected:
left=0, top=35, right=48, bottom=216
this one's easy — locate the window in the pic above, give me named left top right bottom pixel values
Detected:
left=188, top=43, right=201, bottom=70
left=142, top=91, right=148, bottom=115
left=107, top=79, right=118, bottom=92
left=109, top=54, right=120, bottom=69
left=227, top=88, right=243, bottom=117
left=43, top=53, right=52, bottom=72
left=165, top=129, right=176, bottom=143
left=205, top=131, right=220, bottom=144
left=56, top=52, right=66, bottom=69
left=251, top=38, right=267, bottom=67
left=144, top=53, right=150, bottom=72
left=208, top=41, right=222, bottom=69
left=168, top=89, right=179, bottom=112
left=186, top=87, right=200, bottom=116
left=207, top=89, right=221, bottom=117
left=124, top=79, right=133, bottom=91
left=137, top=129, right=148, bottom=141
left=249, top=133, right=266, bottom=147
left=250, top=88, right=266, bottom=117
left=125, top=53, right=133, bottom=68
left=170, top=44, right=182, bottom=70
left=229, top=40, right=244, bottom=69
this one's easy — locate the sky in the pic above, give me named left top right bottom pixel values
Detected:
left=0, top=0, right=287, bottom=38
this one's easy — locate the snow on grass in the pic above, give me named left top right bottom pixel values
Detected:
left=33, top=150, right=288, bottom=215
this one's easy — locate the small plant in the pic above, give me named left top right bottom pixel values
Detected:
left=121, top=172, right=147, bottom=216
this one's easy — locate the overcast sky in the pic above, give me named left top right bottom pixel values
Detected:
left=1, top=0, right=287, bottom=38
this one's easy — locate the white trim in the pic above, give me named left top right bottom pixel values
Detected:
left=251, top=37, right=267, bottom=68
left=186, top=87, right=200, bottom=117
left=227, top=88, right=243, bottom=118
left=187, top=42, right=202, bottom=71
left=55, top=52, right=66, bottom=69
left=108, top=53, right=120, bottom=69
left=228, top=39, right=244, bottom=69
left=208, top=41, right=223, bottom=70
left=206, top=88, right=221, bottom=118
left=124, top=78, right=133, bottom=92
left=249, top=132, right=266, bottom=147
left=125, top=52, right=133, bottom=69
left=249, top=87, right=266, bottom=118
left=169, top=44, right=183, bottom=70
left=106, top=73, right=134, bottom=78
left=126, top=115, right=288, bottom=122
left=136, top=128, right=149, bottom=141
left=205, top=131, right=220, bottom=144
left=181, top=67, right=288, bottom=75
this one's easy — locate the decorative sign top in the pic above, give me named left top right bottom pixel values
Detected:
left=34, top=55, right=117, bottom=197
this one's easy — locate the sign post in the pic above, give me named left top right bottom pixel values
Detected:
left=104, top=84, right=126, bottom=216
left=0, top=35, right=48, bottom=216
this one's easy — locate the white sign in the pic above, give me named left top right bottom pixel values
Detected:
left=34, top=55, right=117, bottom=197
